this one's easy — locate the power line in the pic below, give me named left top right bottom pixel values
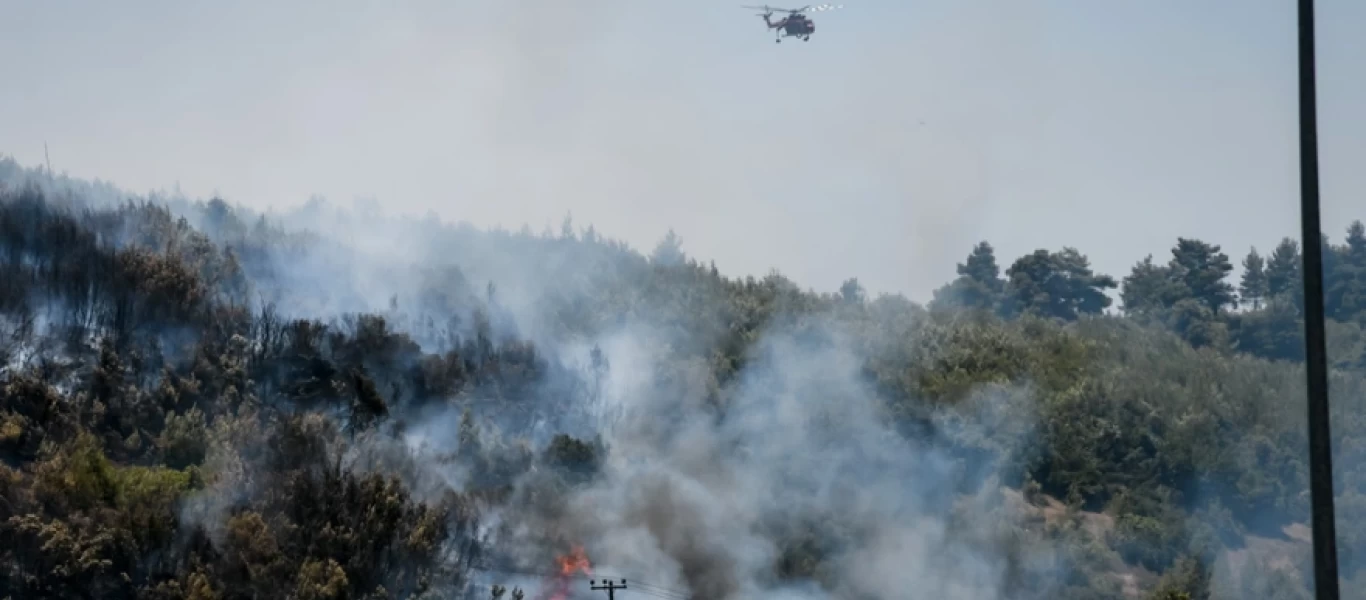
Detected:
left=1296, top=0, right=1340, bottom=598
left=590, top=579, right=627, bottom=600
left=616, top=580, right=689, bottom=600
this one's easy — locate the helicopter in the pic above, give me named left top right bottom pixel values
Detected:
left=742, top=4, right=844, bottom=43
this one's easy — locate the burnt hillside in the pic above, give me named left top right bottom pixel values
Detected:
left=1, top=165, right=1364, bottom=600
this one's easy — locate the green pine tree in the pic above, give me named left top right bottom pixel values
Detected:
left=1168, top=238, right=1236, bottom=313
left=1239, top=248, right=1269, bottom=310
left=1121, top=255, right=1176, bottom=315
left=1265, top=237, right=1301, bottom=301
left=930, top=241, right=1005, bottom=312
left=1330, top=221, right=1366, bottom=322
left=1004, top=247, right=1115, bottom=320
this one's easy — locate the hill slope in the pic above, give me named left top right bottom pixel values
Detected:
left=1, top=161, right=1364, bottom=600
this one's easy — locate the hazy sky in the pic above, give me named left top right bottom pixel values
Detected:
left=3, top=0, right=1363, bottom=301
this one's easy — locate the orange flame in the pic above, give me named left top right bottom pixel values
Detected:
left=558, top=545, right=592, bottom=576
left=543, top=545, right=592, bottom=600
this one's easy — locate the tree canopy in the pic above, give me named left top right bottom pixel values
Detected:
left=1, top=164, right=1365, bottom=600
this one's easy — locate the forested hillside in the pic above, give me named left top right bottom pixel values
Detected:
left=1, top=159, right=1364, bottom=600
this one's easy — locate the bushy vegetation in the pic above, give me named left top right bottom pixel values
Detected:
left=1, top=163, right=1363, bottom=599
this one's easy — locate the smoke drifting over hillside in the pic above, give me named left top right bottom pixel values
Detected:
left=467, top=320, right=1048, bottom=600
left=191, top=177, right=1055, bottom=599
left=0, top=160, right=1052, bottom=600
left=4, top=158, right=1359, bottom=600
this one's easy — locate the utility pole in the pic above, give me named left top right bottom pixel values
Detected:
left=1297, top=0, right=1340, bottom=597
left=44, top=143, right=52, bottom=176
left=589, top=579, right=627, bottom=600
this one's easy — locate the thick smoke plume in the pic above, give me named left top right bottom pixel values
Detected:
left=439, top=314, right=1054, bottom=600
left=0, top=159, right=1124, bottom=599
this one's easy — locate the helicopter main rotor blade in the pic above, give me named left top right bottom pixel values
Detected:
left=741, top=4, right=799, bottom=12
left=742, top=3, right=842, bottom=15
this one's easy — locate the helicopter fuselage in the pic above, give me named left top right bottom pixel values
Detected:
left=781, top=16, right=814, bottom=36
left=764, top=14, right=814, bottom=41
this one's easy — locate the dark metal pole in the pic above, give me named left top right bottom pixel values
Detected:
left=1297, top=0, right=1340, bottom=598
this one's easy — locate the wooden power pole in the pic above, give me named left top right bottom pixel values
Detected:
left=589, top=579, right=627, bottom=600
